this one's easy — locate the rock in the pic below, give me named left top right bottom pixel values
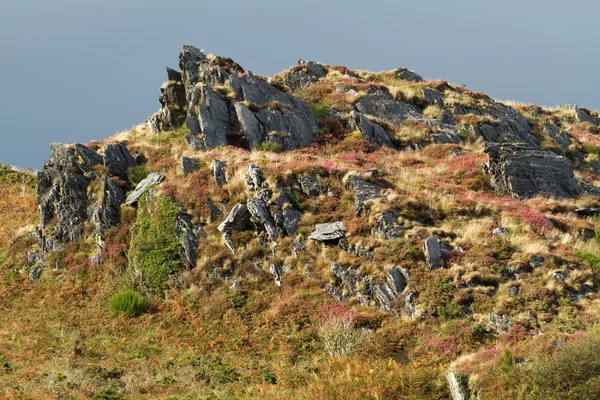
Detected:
left=372, top=212, right=404, bottom=239
left=103, top=143, right=136, bottom=180
left=29, top=264, right=43, bottom=282
left=544, top=122, right=571, bottom=149
left=309, top=222, right=346, bottom=242
left=245, top=163, right=264, bottom=191
left=230, top=279, right=242, bottom=289
left=218, top=204, right=251, bottom=232
left=269, top=264, right=283, bottom=286
left=158, top=81, right=187, bottom=129
left=395, top=69, right=423, bottom=82
left=423, top=237, right=443, bottom=270
left=283, top=60, right=327, bottom=90
left=206, top=200, right=223, bottom=223
left=281, top=206, right=302, bottom=237
left=211, top=159, right=227, bottom=186
left=492, top=227, right=509, bottom=236
left=350, top=111, right=395, bottom=148
left=185, top=134, right=204, bottom=151
left=574, top=207, right=600, bottom=217
left=575, top=106, right=600, bottom=125
left=97, top=174, right=125, bottom=231
left=508, top=285, right=520, bottom=296
left=355, top=90, right=422, bottom=127
left=489, top=313, right=510, bottom=334
left=387, top=268, right=409, bottom=296
left=422, top=88, right=445, bottom=106
left=147, top=115, right=160, bottom=134
left=223, top=232, right=236, bottom=254
left=75, top=143, right=103, bottom=167
left=187, top=84, right=230, bottom=149
left=579, top=228, right=595, bottom=241
left=483, top=143, right=579, bottom=199
left=529, top=254, right=545, bottom=269
left=344, top=173, right=383, bottom=216
left=181, top=156, right=199, bottom=176
left=247, top=197, right=278, bottom=242
left=166, top=67, right=182, bottom=82
left=299, top=174, right=327, bottom=197
left=446, top=372, right=471, bottom=400
left=125, top=173, right=165, bottom=206
left=229, top=72, right=320, bottom=150
left=175, top=213, right=198, bottom=268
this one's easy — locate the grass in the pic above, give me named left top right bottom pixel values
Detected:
left=108, top=289, right=145, bottom=316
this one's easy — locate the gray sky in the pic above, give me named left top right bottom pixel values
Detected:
left=1, top=0, right=599, bottom=169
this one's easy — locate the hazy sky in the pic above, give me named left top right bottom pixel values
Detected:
left=1, top=0, right=599, bottom=169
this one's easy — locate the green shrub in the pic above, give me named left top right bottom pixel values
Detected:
left=257, top=141, right=283, bottom=153
left=258, top=370, right=277, bottom=384
left=437, top=301, right=461, bottom=320
left=0, top=164, right=36, bottom=189
left=194, top=355, right=241, bottom=384
left=575, top=250, right=600, bottom=271
left=308, top=102, right=332, bottom=119
left=127, top=164, right=149, bottom=185
left=128, top=193, right=183, bottom=294
left=92, top=389, right=125, bottom=400
left=109, top=290, right=145, bottom=316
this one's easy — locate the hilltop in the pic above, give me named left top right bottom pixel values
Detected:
left=2, top=45, right=600, bottom=399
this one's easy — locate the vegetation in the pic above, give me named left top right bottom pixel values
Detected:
left=108, top=289, right=145, bottom=316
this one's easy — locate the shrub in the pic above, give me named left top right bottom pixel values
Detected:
left=258, top=370, right=277, bottom=384
left=309, top=102, right=332, bottom=119
left=92, top=389, right=125, bottom=400
left=0, top=164, right=36, bottom=189
left=127, top=164, right=148, bottom=185
left=257, top=141, right=283, bottom=153
left=318, top=313, right=371, bottom=359
left=108, top=290, right=145, bottom=316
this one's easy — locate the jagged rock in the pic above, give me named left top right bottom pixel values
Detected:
left=309, top=222, right=346, bottom=242
left=223, top=232, right=236, bottom=254
left=103, top=143, right=136, bottom=180
left=483, top=143, right=578, bottom=199
left=299, top=174, right=327, bottom=197
left=422, top=88, right=445, bottom=106
left=372, top=212, right=404, bottom=239
left=185, top=134, right=204, bottom=151
left=283, top=60, right=328, bottom=90
left=29, top=264, right=43, bottom=282
left=97, top=174, right=125, bottom=231
left=206, top=200, right=223, bottom=223
left=75, top=143, right=103, bottom=167
left=229, top=71, right=319, bottom=150
left=211, top=159, right=227, bottom=186
left=38, top=144, right=90, bottom=243
left=218, top=204, right=251, bottom=232
left=446, top=372, right=471, bottom=400
left=395, top=69, right=423, bottom=82
left=247, top=197, right=278, bottom=242
left=147, top=115, right=160, bottom=134
left=126, top=173, right=165, bottom=206
left=175, top=213, right=198, bottom=267
left=344, top=173, right=383, bottom=216
left=166, top=67, right=182, bottom=82
left=269, top=264, right=283, bottom=286
left=543, top=122, right=571, bottom=149
left=574, top=207, right=600, bottom=216
left=339, top=239, right=374, bottom=261
left=423, top=237, right=443, bottom=270
left=529, top=254, right=545, bottom=269
left=281, top=206, right=302, bottom=237
left=508, top=285, right=520, bottom=296
left=187, top=84, right=230, bottom=149
left=355, top=90, right=422, bottom=126
left=492, top=227, right=509, bottom=236
left=579, top=228, right=595, bottom=241
left=181, top=156, right=199, bottom=176
left=387, top=268, right=409, bottom=295
left=575, top=106, right=600, bottom=125
left=350, top=111, right=395, bottom=148
left=158, top=81, right=187, bottom=129
left=245, top=163, right=264, bottom=191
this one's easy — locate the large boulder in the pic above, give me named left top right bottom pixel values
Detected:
left=247, top=197, right=278, bottom=242
left=96, top=174, right=125, bottom=231
left=350, top=111, right=395, bottom=148
left=218, top=203, right=251, bottom=232
left=126, top=173, right=165, bottom=206
left=103, top=143, right=136, bottom=180
left=344, top=173, right=384, bottom=216
left=211, top=159, right=227, bottom=186
left=355, top=89, right=422, bottom=126
left=181, top=156, right=199, bottom=176
left=423, top=237, right=443, bottom=270
left=75, top=143, right=103, bottom=167
left=282, top=60, right=328, bottom=90
left=309, top=222, right=346, bottom=242
left=483, top=143, right=579, bottom=199
left=574, top=106, right=600, bottom=125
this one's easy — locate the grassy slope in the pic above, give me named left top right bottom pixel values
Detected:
left=2, top=67, right=600, bottom=399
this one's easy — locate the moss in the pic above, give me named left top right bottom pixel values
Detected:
left=128, top=192, right=183, bottom=294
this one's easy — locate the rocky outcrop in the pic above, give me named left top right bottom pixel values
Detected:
left=575, top=106, right=600, bottom=125
left=299, top=174, right=327, bottom=197
left=423, top=237, right=443, bottom=270
left=355, top=89, right=422, bottom=126
left=95, top=174, right=125, bottom=232
left=395, top=68, right=423, bottom=82
left=282, top=60, right=328, bottom=90
left=126, top=173, right=165, bottom=206
left=247, top=197, right=278, bottom=242
left=446, top=372, right=471, bottom=400
left=543, top=122, right=570, bottom=149
left=175, top=213, right=199, bottom=268
left=350, top=111, right=395, bottom=148
left=372, top=212, right=404, bottom=239
left=245, top=163, right=264, bottom=191
left=211, top=159, right=227, bottom=186
left=422, top=88, right=445, bottom=106
left=75, top=143, right=103, bottom=167
left=187, top=83, right=230, bottom=149
left=218, top=204, right=251, bottom=233
left=483, top=143, right=579, bottom=199
left=103, top=143, right=136, bottom=180
left=181, top=156, right=199, bottom=176
left=344, top=173, right=384, bottom=216
left=309, top=222, right=346, bottom=242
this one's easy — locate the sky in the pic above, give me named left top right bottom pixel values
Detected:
left=1, top=0, right=599, bottom=169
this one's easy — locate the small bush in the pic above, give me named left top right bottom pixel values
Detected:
left=309, top=102, right=332, bottom=119
left=127, top=164, right=149, bottom=185
left=258, top=370, right=277, bottom=384
left=109, top=290, right=145, bottom=316
left=318, top=313, right=371, bottom=359
left=92, top=389, right=125, bottom=400
left=257, top=141, right=283, bottom=153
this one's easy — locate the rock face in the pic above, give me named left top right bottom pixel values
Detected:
left=446, top=372, right=471, bottom=400
left=350, top=111, right=395, bottom=148
left=395, top=69, right=423, bottom=82
left=96, top=174, right=125, bottom=231
left=309, top=222, right=346, bottom=242
left=543, top=122, right=570, bottom=149
left=247, top=197, right=278, bottom=242
left=344, top=173, right=384, bottom=216
left=126, top=173, right=166, bottom=206
left=355, top=89, right=422, bottom=126
left=575, top=106, right=600, bottom=125
left=75, top=143, right=103, bottom=167
left=211, top=159, right=227, bottom=186
left=103, top=143, right=136, bottom=179
left=282, top=60, right=328, bottom=90
left=423, top=237, right=443, bottom=270
left=181, top=156, right=199, bottom=176
left=299, top=174, right=327, bottom=197
left=483, top=143, right=579, bottom=199
left=218, top=204, right=251, bottom=233
left=372, top=212, right=404, bottom=239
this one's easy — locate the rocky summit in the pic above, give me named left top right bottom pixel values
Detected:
left=2, top=45, right=600, bottom=399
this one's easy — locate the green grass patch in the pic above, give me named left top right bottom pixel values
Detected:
left=308, top=102, right=332, bottom=119
left=109, top=290, right=145, bottom=316
left=575, top=250, right=600, bottom=271
left=0, top=164, right=36, bottom=189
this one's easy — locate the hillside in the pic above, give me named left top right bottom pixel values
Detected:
left=2, top=45, right=600, bottom=399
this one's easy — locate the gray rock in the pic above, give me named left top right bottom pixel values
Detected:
left=175, top=213, right=198, bottom=268
left=185, top=134, right=205, bottom=151
left=579, top=228, right=595, bottom=241
left=387, top=268, right=409, bottom=296
left=126, top=173, right=165, bottom=206
left=211, top=159, right=227, bottom=186
left=103, top=143, right=136, bottom=180
left=575, top=106, right=600, bottom=125
left=284, top=60, right=327, bottom=90
left=483, top=143, right=579, bottom=199
left=395, top=69, right=423, bottom=82
left=206, top=200, right=223, bottom=223
left=544, top=122, right=571, bottom=149
left=299, top=174, right=327, bottom=197
left=29, top=264, right=43, bottom=282
left=223, top=232, right=236, bottom=254
left=309, top=222, right=346, bottom=242
left=529, top=254, right=545, bottom=269
left=508, top=285, right=520, bottom=296
left=181, top=156, right=199, bottom=176
left=97, top=174, right=125, bottom=231
left=247, top=197, right=278, bottom=242
left=147, top=115, right=161, bottom=134
left=446, top=372, right=471, bottom=400
left=372, top=212, right=404, bottom=239
left=423, top=237, right=444, bottom=270
left=230, top=279, right=242, bottom=289
left=350, top=111, right=395, bottom=148
left=166, top=67, right=182, bottom=82
left=245, top=163, right=264, bottom=191
left=422, top=88, right=445, bottom=106
left=574, top=207, right=600, bottom=217
left=492, top=227, right=509, bottom=236
left=218, top=203, right=251, bottom=232
left=158, top=81, right=187, bottom=129
left=188, top=84, right=230, bottom=149
left=344, top=174, right=383, bottom=216
left=355, top=90, right=422, bottom=127
left=75, top=143, right=103, bottom=167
